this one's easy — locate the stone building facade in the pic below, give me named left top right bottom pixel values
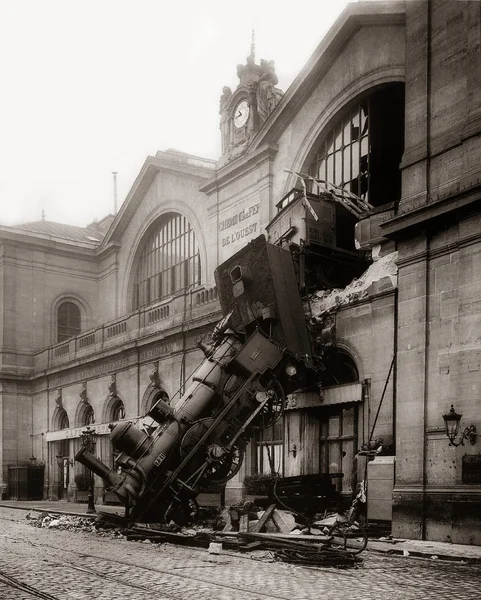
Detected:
left=0, top=0, right=480, bottom=544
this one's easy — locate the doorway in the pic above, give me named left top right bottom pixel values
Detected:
left=57, top=440, right=69, bottom=499
left=318, top=404, right=358, bottom=503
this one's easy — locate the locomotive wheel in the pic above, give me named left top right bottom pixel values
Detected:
left=180, top=419, right=245, bottom=485
left=252, top=376, right=287, bottom=430
left=200, top=443, right=245, bottom=485
left=180, top=418, right=215, bottom=459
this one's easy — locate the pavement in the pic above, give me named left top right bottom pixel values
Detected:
left=1, top=499, right=481, bottom=564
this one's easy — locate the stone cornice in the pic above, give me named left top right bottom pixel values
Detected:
left=200, top=143, right=278, bottom=195
left=382, top=183, right=481, bottom=239
left=248, top=1, right=406, bottom=152
left=394, top=485, right=481, bottom=495
left=0, top=226, right=98, bottom=257
left=396, top=229, right=481, bottom=268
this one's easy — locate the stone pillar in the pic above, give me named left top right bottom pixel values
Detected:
left=392, top=234, right=428, bottom=539
left=399, top=1, right=430, bottom=211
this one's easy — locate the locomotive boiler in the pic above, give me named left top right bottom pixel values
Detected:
left=76, top=235, right=322, bottom=524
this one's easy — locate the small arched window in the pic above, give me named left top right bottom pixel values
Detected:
left=323, top=349, right=359, bottom=387
left=59, top=409, right=69, bottom=430
left=111, top=398, right=125, bottom=422
left=57, top=301, right=81, bottom=342
left=133, top=213, right=201, bottom=309
left=82, top=404, right=95, bottom=426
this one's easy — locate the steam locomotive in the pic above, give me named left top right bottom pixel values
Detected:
left=76, top=235, right=324, bottom=523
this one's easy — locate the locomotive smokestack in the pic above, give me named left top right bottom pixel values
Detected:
left=112, top=171, right=118, bottom=214
left=75, top=446, right=121, bottom=489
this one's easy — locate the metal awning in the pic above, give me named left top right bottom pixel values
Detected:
left=286, top=382, right=362, bottom=410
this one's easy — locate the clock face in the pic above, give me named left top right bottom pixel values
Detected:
left=234, top=100, right=250, bottom=128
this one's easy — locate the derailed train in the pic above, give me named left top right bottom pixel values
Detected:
left=76, top=235, right=328, bottom=523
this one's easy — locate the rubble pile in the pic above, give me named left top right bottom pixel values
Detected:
left=309, top=250, right=399, bottom=317
left=27, top=512, right=95, bottom=531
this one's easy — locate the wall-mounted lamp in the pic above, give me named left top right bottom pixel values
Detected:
left=442, top=405, right=477, bottom=446
left=56, top=454, right=64, bottom=467
left=289, top=444, right=297, bottom=458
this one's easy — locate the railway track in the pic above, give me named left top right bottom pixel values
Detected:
left=0, top=569, right=60, bottom=600
left=1, top=537, right=302, bottom=600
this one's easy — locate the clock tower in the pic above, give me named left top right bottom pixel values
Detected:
left=219, top=36, right=283, bottom=165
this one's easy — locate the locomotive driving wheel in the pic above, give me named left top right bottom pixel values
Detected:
left=180, top=418, right=215, bottom=459
left=180, top=418, right=245, bottom=485
left=200, top=442, right=245, bottom=484
left=251, top=376, right=287, bottom=430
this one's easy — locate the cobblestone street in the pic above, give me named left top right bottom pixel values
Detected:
left=0, top=507, right=481, bottom=600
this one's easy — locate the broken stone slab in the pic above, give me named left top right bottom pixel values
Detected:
left=271, top=510, right=297, bottom=533
left=313, top=514, right=339, bottom=527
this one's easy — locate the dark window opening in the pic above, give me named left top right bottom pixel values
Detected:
left=308, top=83, right=405, bottom=250
left=322, top=350, right=359, bottom=387
left=57, top=301, right=81, bottom=342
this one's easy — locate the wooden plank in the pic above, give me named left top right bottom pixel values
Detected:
left=252, top=504, right=276, bottom=533
left=239, top=541, right=263, bottom=551
left=237, top=531, right=332, bottom=542
left=239, top=514, right=249, bottom=532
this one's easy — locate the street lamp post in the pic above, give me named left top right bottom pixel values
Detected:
left=79, top=426, right=98, bottom=514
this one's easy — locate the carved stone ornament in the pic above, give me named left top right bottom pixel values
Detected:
left=219, top=86, right=232, bottom=113
left=55, top=388, right=63, bottom=408
left=149, top=362, right=161, bottom=388
left=108, top=373, right=117, bottom=398
left=79, top=381, right=89, bottom=404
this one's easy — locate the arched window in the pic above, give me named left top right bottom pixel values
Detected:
left=81, top=404, right=94, bottom=426
left=322, top=349, right=359, bottom=387
left=133, top=213, right=201, bottom=309
left=308, top=83, right=404, bottom=209
left=111, top=398, right=125, bottom=422
left=57, top=301, right=81, bottom=342
left=59, top=409, right=69, bottom=430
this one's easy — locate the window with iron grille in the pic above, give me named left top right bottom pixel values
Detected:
left=133, top=213, right=201, bottom=309
left=57, top=301, right=81, bottom=342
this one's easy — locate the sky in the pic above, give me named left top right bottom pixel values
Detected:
left=0, top=0, right=352, bottom=228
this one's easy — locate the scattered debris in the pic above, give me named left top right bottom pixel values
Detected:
left=25, top=505, right=366, bottom=569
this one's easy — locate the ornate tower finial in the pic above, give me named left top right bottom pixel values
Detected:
left=41, top=207, right=46, bottom=221
left=250, top=28, right=255, bottom=62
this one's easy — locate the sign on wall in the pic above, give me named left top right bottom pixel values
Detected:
left=219, top=201, right=260, bottom=261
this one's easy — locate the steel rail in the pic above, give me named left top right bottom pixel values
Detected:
left=21, top=538, right=300, bottom=600
left=0, top=568, right=60, bottom=600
